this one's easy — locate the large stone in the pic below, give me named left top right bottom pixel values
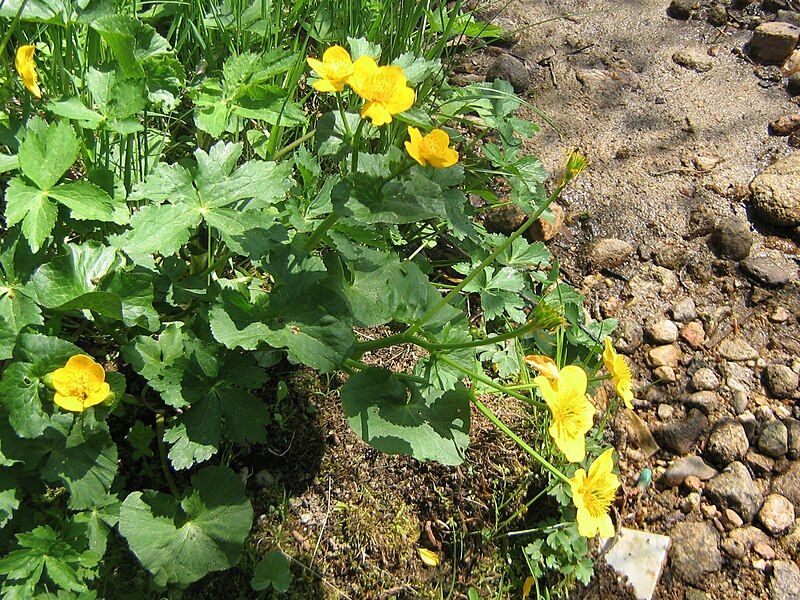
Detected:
left=764, top=365, right=799, bottom=399
left=648, top=344, right=682, bottom=368
left=748, top=22, right=800, bottom=65
left=759, top=420, right=789, bottom=458
left=706, top=419, right=749, bottom=466
left=615, top=319, right=643, bottom=355
left=718, top=338, right=759, bottom=362
left=685, top=391, right=719, bottom=414
left=710, top=218, right=752, bottom=261
left=740, top=256, right=792, bottom=288
left=772, top=461, right=800, bottom=506
left=691, top=368, right=719, bottom=391
left=750, top=153, right=800, bottom=227
left=486, top=54, right=531, bottom=93
left=759, top=494, right=795, bottom=535
left=705, top=461, right=763, bottom=522
left=669, top=521, right=721, bottom=585
left=668, top=0, right=697, bottom=19
left=654, top=409, right=708, bottom=455
left=587, top=238, right=634, bottom=270
left=671, top=297, right=697, bottom=323
left=673, top=49, right=713, bottom=72
left=646, top=319, right=679, bottom=345
left=770, top=560, right=800, bottom=600
left=662, top=455, right=718, bottom=487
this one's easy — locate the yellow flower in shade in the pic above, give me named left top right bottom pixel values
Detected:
left=405, top=127, right=459, bottom=168
left=348, top=56, right=415, bottom=126
left=306, top=45, right=355, bottom=93
left=603, top=337, right=634, bottom=409
left=523, top=354, right=560, bottom=382
left=51, top=355, right=110, bottom=413
left=534, top=365, right=595, bottom=463
left=570, top=448, right=620, bottom=538
left=15, top=45, right=42, bottom=99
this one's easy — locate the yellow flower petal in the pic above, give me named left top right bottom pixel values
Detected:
left=558, top=365, right=587, bottom=398
left=15, top=44, right=42, bottom=98
left=551, top=425, right=586, bottom=463
left=351, top=61, right=414, bottom=125
left=48, top=354, right=109, bottom=413
left=418, top=548, right=440, bottom=567
left=524, top=355, right=561, bottom=381
left=405, top=127, right=427, bottom=166
left=570, top=449, right=620, bottom=538
left=383, top=84, right=415, bottom=114
left=306, top=45, right=354, bottom=94
left=54, top=393, right=86, bottom=413
left=312, top=78, right=341, bottom=93
left=538, top=365, right=594, bottom=463
left=361, top=101, right=393, bottom=126
left=522, top=576, right=535, bottom=599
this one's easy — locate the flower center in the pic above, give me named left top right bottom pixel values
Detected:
left=579, top=479, right=615, bottom=518
left=366, top=72, right=396, bottom=102
left=65, top=373, right=97, bottom=401
left=421, top=136, right=445, bottom=157
left=552, top=390, right=586, bottom=436
left=327, top=60, right=352, bottom=81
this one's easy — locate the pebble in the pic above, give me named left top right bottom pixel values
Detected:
left=786, top=418, right=800, bottom=459
left=654, top=365, right=677, bottom=383
left=673, top=49, right=713, bottom=72
left=740, top=256, right=792, bottom=288
left=780, top=519, right=800, bottom=555
left=653, top=409, right=708, bottom=455
left=685, top=475, right=702, bottom=492
left=680, top=321, right=706, bottom=349
left=770, top=560, right=800, bottom=600
left=769, top=307, right=791, bottom=323
left=753, top=540, right=776, bottom=560
left=646, top=319, right=679, bottom=345
left=746, top=450, right=775, bottom=477
left=705, top=461, right=764, bottom=522
left=709, top=218, right=752, bottom=261
left=682, top=491, right=702, bottom=512
left=707, top=3, right=727, bottom=26
left=706, top=419, right=750, bottom=466
left=748, top=22, right=800, bottom=65
left=771, top=460, right=800, bottom=506
left=254, top=469, right=276, bottom=488
left=686, top=391, right=719, bottom=414
left=750, top=152, right=800, bottom=228
left=718, top=338, right=760, bottom=362
left=769, top=114, right=800, bottom=136
left=731, top=389, right=749, bottom=414
left=587, top=237, right=634, bottom=270
left=662, top=455, right=718, bottom=487
left=764, top=364, right=799, bottom=399
left=789, top=72, right=800, bottom=96
left=758, top=494, right=795, bottom=535
left=648, top=344, right=682, bottom=368
left=759, top=420, right=789, bottom=458
left=691, top=368, right=719, bottom=391
left=667, top=0, right=697, bottom=19
left=722, top=537, right=746, bottom=559
left=615, top=319, right=643, bottom=354
left=669, top=521, right=721, bottom=585
left=530, top=203, right=565, bottom=242
left=722, top=508, right=744, bottom=530
left=658, top=403, right=675, bottom=420
left=739, top=411, right=759, bottom=442
left=671, top=297, right=697, bottom=323
left=486, top=54, right=531, bottom=93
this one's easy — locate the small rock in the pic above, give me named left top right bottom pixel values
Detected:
left=722, top=536, right=747, bottom=559
left=529, top=203, right=565, bottom=242
left=705, top=461, right=764, bottom=522
left=753, top=540, right=776, bottom=560
left=673, top=49, right=713, bottom=72
left=771, top=460, right=800, bottom=505
left=662, top=455, right=718, bottom=487
left=646, top=319, right=679, bottom=345
left=658, top=403, right=676, bottom=420
left=748, top=22, right=800, bottom=66
left=654, top=409, right=709, bottom=455
left=722, top=508, right=745, bottom=530
left=770, top=560, right=800, bottom=600
left=680, top=321, right=706, bottom=349
left=685, top=475, right=702, bottom=492
left=759, top=494, right=795, bottom=535
left=654, top=365, right=677, bottom=383
left=707, top=419, right=750, bottom=466
left=254, top=469, right=276, bottom=488
left=740, top=256, right=792, bottom=288
left=788, top=72, right=800, bottom=96
left=648, top=344, right=682, bottom=368
left=750, top=152, right=800, bottom=228
left=746, top=450, right=775, bottom=477
left=686, top=391, right=719, bottom=414
left=786, top=418, right=800, bottom=459
left=669, top=521, right=722, bottom=585
left=769, top=307, right=791, bottom=323
left=682, top=491, right=702, bottom=512
left=615, top=319, right=643, bottom=354
left=710, top=218, right=753, bottom=261
left=484, top=204, right=525, bottom=235
left=671, top=297, right=697, bottom=323
left=486, top=54, right=531, bottom=93
left=752, top=558, right=768, bottom=571
left=770, top=114, right=800, bottom=136
left=778, top=10, right=800, bottom=28
left=668, top=0, right=697, bottom=20
left=764, top=364, right=799, bottom=399
left=707, top=3, right=728, bottom=26
left=759, top=420, right=789, bottom=458
left=691, top=368, right=720, bottom=391
left=782, top=49, right=800, bottom=77
left=781, top=519, right=800, bottom=555
left=739, top=412, right=759, bottom=442
left=731, top=389, right=749, bottom=415
left=730, top=525, right=771, bottom=554
left=718, top=338, right=760, bottom=362
left=588, top=238, right=634, bottom=270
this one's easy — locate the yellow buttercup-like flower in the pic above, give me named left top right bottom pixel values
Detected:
left=306, top=45, right=355, bottom=93
left=348, top=56, right=415, bottom=126
left=405, top=127, right=459, bottom=168
left=603, top=337, right=634, bottom=409
left=570, top=448, right=620, bottom=538
left=15, top=45, right=42, bottom=99
left=534, top=365, right=595, bottom=463
left=523, top=354, right=561, bottom=382
left=51, top=355, right=111, bottom=413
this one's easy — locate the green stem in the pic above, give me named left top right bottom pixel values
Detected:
left=303, top=212, right=339, bottom=252
left=336, top=95, right=353, bottom=141
left=427, top=319, right=543, bottom=351
left=155, top=413, right=180, bottom=499
left=273, top=129, right=315, bottom=161
left=470, top=394, right=570, bottom=485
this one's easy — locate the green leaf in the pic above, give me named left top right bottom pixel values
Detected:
left=32, top=242, right=118, bottom=309
left=72, top=498, right=120, bottom=557
left=18, top=118, right=79, bottom=191
left=119, top=466, right=253, bottom=587
left=0, top=334, right=82, bottom=438
left=46, top=97, right=105, bottom=129
left=43, top=425, right=118, bottom=510
left=233, top=84, right=306, bottom=127
left=4, top=178, right=58, bottom=253
left=126, top=420, right=155, bottom=459
left=91, top=15, right=170, bottom=78
left=0, top=152, right=18, bottom=174
left=251, top=551, right=293, bottom=592
left=341, top=367, right=471, bottom=465
left=111, top=203, right=201, bottom=264
left=49, top=180, right=127, bottom=224
left=0, top=315, right=15, bottom=360
left=122, top=324, right=187, bottom=408
left=0, top=469, right=21, bottom=528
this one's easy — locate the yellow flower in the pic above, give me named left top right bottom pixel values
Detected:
left=306, top=45, right=355, bottom=93
left=418, top=548, right=440, bottom=567
left=559, top=149, right=589, bottom=186
left=534, top=365, right=595, bottom=463
left=603, top=337, right=634, bottom=409
left=523, top=354, right=560, bottom=382
left=348, top=56, right=415, bottom=126
left=51, top=355, right=111, bottom=413
left=15, top=45, right=42, bottom=99
left=570, top=448, right=620, bottom=538
left=405, top=127, right=459, bottom=168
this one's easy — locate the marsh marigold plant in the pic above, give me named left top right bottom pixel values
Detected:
left=603, top=337, right=634, bottom=409
left=15, top=44, right=41, bottom=98
left=348, top=56, right=414, bottom=126
left=570, top=448, right=620, bottom=538
left=534, top=365, right=595, bottom=463
left=405, top=127, right=459, bottom=168
left=306, top=45, right=355, bottom=92
left=50, top=355, right=111, bottom=412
